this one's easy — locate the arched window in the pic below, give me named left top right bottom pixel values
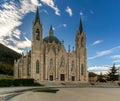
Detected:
left=60, top=56, right=65, bottom=67
left=50, top=58, right=53, bottom=68
left=36, top=29, right=40, bottom=40
left=81, top=64, right=84, bottom=75
left=36, top=60, right=39, bottom=73
left=81, top=37, right=84, bottom=47
left=71, top=61, right=75, bottom=71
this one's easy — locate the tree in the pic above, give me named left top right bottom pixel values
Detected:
left=97, top=72, right=106, bottom=82
left=108, top=64, right=119, bottom=81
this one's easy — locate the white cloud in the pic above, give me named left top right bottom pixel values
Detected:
left=65, top=6, right=72, bottom=17
left=0, top=0, right=40, bottom=53
left=16, top=37, right=31, bottom=49
left=111, top=55, right=120, bottom=63
left=88, top=45, right=120, bottom=60
left=31, top=0, right=42, bottom=6
left=63, top=24, right=67, bottom=27
left=88, top=64, right=120, bottom=75
left=88, top=65, right=109, bottom=75
left=88, top=66, right=109, bottom=71
left=53, top=27, right=55, bottom=30
left=113, top=60, right=120, bottom=63
left=111, top=55, right=120, bottom=59
left=91, top=40, right=103, bottom=46
left=41, top=9, right=48, bottom=14
left=41, top=0, right=60, bottom=16
left=12, top=29, right=21, bottom=39
left=80, top=11, right=83, bottom=16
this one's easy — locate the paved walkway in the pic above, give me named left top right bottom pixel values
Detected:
left=9, top=88, right=120, bottom=101
left=0, top=84, right=119, bottom=101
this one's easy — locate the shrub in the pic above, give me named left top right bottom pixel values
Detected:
left=32, top=82, right=43, bottom=86
left=90, top=83, right=95, bottom=85
left=118, top=82, right=120, bottom=86
left=0, top=78, right=42, bottom=87
left=0, top=78, right=13, bottom=87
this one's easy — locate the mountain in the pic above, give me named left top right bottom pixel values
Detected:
left=0, top=43, right=22, bottom=76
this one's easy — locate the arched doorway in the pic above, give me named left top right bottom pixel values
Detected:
left=60, top=74, right=65, bottom=81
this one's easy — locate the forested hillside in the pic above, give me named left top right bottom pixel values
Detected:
left=0, top=43, right=21, bottom=75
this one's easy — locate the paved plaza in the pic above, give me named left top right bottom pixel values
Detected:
left=8, top=88, right=120, bottom=101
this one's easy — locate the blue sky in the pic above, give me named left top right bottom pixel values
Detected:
left=0, top=0, right=120, bottom=74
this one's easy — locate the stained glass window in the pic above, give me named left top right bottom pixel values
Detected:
left=36, top=60, right=39, bottom=73
left=81, top=64, right=84, bottom=75
left=50, top=58, right=53, bottom=68
left=81, top=38, right=84, bottom=47
left=71, top=61, right=75, bottom=71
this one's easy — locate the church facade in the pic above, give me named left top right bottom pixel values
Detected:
left=14, top=8, right=88, bottom=83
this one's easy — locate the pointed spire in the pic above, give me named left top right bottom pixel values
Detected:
left=49, top=25, right=54, bottom=36
left=79, top=18, right=83, bottom=34
left=68, top=45, right=70, bottom=53
left=34, top=7, right=40, bottom=25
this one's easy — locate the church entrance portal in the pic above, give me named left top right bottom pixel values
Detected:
left=60, top=74, right=65, bottom=81
left=71, top=76, right=75, bottom=81
left=49, top=75, right=53, bottom=81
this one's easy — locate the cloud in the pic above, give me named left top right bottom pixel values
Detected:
left=113, top=60, right=120, bottom=63
left=88, top=65, right=109, bottom=75
left=91, top=40, right=103, bottom=46
left=0, top=0, right=40, bottom=53
left=111, top=55, right=120, bottom=63
left=111, top=55, right=120, bottom=59
left=57, top=24, right=67, bottom=28
left=53, top=27, right=55, bottom=30
left=88, top=66, right=109, bottom=71
left=88, top=45, right=120, bottom=60
left=41, top=9, right=48, bottom=14
left=80, top=11, right=83, bottom=16
left=6, top=36, right=31, bottom=53
left=65, top=6, right=72, bottom=17
left=63, top=24, right=67, bottom=27
left=88, top=64, right=120, bottom=75
left=41, top=0, right=60, bottom=16
left=31, top=0, right=42, bottom=6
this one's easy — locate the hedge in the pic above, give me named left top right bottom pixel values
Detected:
left=0, top=78, right=41, bottom=87
left=118, top=82, right=120, bottom=86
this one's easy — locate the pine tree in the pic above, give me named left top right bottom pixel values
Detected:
left=108, top=64, right=119, bottom=81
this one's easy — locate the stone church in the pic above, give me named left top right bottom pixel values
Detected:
left=14, top=8, right=88, bottom=83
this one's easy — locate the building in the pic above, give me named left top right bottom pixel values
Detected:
left=14, top=7, right=88, bottom=83
left=89, top=72, right=98, bottom=82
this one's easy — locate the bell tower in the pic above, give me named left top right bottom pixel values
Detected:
left=32, top=7, right=43, bottom=52
left=76, top=18, right=86, bottom=54
left=31, top=7, right=43, bottom=81
left=75, top=18, right=87, bottom=81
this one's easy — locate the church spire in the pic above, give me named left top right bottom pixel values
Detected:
left=79, top=18, right=83, bottom=34
left=49, top=25, right=54, bottom=36
left=34, top=7, right=40, bottom=25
